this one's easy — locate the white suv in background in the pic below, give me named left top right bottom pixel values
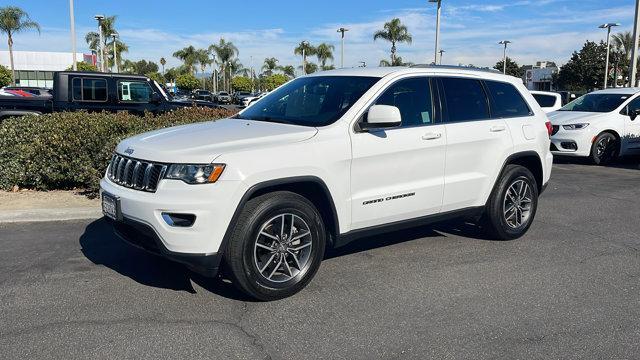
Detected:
left=548, top=88, right=640, bottom=164
left=101, top=66, right=553, bottom=300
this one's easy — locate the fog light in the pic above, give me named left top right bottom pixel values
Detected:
left=561, top=141, right=578, bottom=151
left=162, top=212, right=196, bottom=227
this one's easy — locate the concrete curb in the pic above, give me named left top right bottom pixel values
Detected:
left=0, top=207, right=103, bottom=224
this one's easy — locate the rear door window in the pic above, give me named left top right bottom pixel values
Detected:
left=485, top=80, right=532, bottom=118
left=439, top=77, right=490, bottom=122
left=532, top=94, right=557, bottom=108
left=72, top=77, right=107, bottom=102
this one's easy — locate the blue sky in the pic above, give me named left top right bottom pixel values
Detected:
left=2, top=0, right=636, bottom=72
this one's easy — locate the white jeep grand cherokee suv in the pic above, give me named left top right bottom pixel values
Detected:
left=101, top=66, right=553, bottom=300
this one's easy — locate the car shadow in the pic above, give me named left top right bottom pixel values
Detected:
left=553, top=154, right=640, bottom=170
left=80, top=217, right=498, bottom=300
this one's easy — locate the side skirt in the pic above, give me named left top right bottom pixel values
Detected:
left=334, top=206, right=484, bottom=248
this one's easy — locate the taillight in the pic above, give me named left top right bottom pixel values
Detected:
left=545, top=120, right=553, bottom=138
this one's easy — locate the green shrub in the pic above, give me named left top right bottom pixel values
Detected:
left=0, top=107, right=236, bottom=194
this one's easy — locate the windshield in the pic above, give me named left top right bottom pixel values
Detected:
left=559, top=93, right=630, bottom=113
left=236, top=76, right=379, bottom=127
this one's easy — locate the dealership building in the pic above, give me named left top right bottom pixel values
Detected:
left=0, top=50, right=93, bottom=88
left=522, top=61, right=559, bottom=91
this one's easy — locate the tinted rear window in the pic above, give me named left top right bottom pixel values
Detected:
left=440, top=77, right=490, bottom=122
left=485, top=81, right=531, bottom=118
left=532, top=94, right=557, bottom=108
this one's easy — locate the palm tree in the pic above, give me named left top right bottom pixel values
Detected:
left=173, top=45, right=198, bottom=75
left=379, top=56, right=412, bottom=67
left=159, top=57, right=166, bottom=75
left=262, top=57, right=279, bottom=76
left=195, top=49, right=211, bottom=88
left=279, top=65, right=296, bottom=78
left=209, top=38, right=239, bottom=91
left=0, top=6, right=40, bottom=85
left=613, top=31, right=634, bottom=63
left=373, top=18, right=412, bottom=65
left=299, top=62, right=318, bottom=74
left=315, top=43, right=335, bottom=70
left=107, top=38, right=128, bottom=71
left=294, top=41, right=316, bottom=75
left=85, top=15, right=122, bottom=71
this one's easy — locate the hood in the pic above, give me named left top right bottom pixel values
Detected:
left=116, top=118, right=318, bottom=163
left=547, top=111, right=607, bottom=125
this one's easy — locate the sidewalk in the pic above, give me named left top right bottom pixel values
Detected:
left=0, top=190, right=102, bottom=223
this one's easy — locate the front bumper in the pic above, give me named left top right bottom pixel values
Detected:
left=110, top=216, right=222, bottom=277
left=550, top=127, right=593, bottom=157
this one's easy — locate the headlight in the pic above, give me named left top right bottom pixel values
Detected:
left=165, top=163, right=225, bottom=184
left=562, top=123, right=589, bottom=130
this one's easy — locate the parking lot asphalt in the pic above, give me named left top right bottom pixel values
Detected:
left=1, top=160, right=639, bottom=359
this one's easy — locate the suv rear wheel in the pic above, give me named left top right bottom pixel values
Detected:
left=483, top=164, right=539, bottom=240
left=224, top=191, right=326, bottom=301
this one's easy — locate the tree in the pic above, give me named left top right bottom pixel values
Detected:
left=555, top=40, right=607, bottom=91
left=612, top=31, right=636, bottom=84
left=262, top=74, right=288, bottom=91
left=374, top=18, right=412, bottom=66
left=316, top=43, right=335, bottom=70
left=175, top=73, right=200, bottom=91
left=494, top=57, right=524, bottom=78
left=121, top=59, right=158, bottom=75
left=85, top=15, right=126, bottom=71
left=159, top=57, right=166, bottom=74
left=299, top=62, right=318, bottom=74
left=262, top=57, right=279, bottom=76
left=0, top=6, right=40, bottom=85
left=379, top=56, right=412, bottom=67
left=145, top=71, right=165, bottom=84
left=209, top=38, right=239, bottom=92
left=231, top=76, right=252, bottom=92
left=279, top=65, right=296, bottom=78
left=294, top=41, right=316, bottom=75
left=173, top=45, right=199, bottom=74
left=163, top=65, right=190, bottom=82
left=195, top=48, right=212, bottom=88
left=65, top=62, right=98, bottom=72
left=0, top=64, right=11, bottom=87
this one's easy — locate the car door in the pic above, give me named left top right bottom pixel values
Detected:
left=115, top=79, right=159, bottom=115
left=350, top=76, right=446, bottom=230
left=436, top=77, right=514, bottom=212
left=620, top=95, right=640, bottom=154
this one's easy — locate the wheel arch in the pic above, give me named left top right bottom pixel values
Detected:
left=220, top=176, right=340, bottom=254
left=501, top=151, right=544, bottom=193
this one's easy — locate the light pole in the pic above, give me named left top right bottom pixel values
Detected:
left=498, top=40, right=511, bottom=74
left=212, top=54, right=217, bottom=94
left=599, top=23, right=620, bottom=89
left=337, top=27, right=349, bottom=68
left=429, top=0, right=442, bottom=64
left=111, top=33, right=118, bottom=73
left=301, top=40, right=309, bottom=75
left=94, top=15, right=105, bottom=72
left=438, top=49, right=445, bottom=65
left=69, top=0, right=77, bottom=71
left=630, top=0, right=640, bottom=87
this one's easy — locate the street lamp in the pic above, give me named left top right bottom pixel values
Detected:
left=337, top=27, right=349, bottom=68
left=301, top=40, right=309, bottom=75
left=599, top=23, right=621, bottom=89
left=69, top=0, right=77, bottom=71
left=630, top=1, right=640, bottom=87
left=498, top=40, right=512, bottom=74
left=94, top=15, right=105, bottom=72
left=110, top=33, right=118, bottom=73
left=429, top=0, right=442, bottom=65
left=438, top=49, right=445, bottom=65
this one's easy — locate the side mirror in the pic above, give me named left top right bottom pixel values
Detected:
left=630, top=108, right=640, bottom=121
left=360, top=105, right=402, bottom=131
left=151, top=93, right=162, bottom=104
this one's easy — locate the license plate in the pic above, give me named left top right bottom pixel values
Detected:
left=102, top=192, right=120, bottom=221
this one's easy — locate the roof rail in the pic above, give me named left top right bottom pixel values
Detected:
left=410, top=64, right=501, bottom=74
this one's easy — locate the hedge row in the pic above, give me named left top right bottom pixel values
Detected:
left=0, top=107, right=237, bottom=194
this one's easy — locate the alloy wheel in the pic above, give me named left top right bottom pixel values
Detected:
left=503, top=179, right=533, bottom=229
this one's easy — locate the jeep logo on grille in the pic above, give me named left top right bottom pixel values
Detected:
left=124, top=148, right=134, bottom=155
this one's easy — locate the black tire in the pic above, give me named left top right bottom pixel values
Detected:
left=482, top=164, right=539, bottom=240
left=590, top=132, right=619, bottom=165
left=224, top=191, right=326, bottom=301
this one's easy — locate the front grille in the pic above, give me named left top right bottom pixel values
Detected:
left=107, top=154, right=167, bottom=192
left=551, top=125, right=559, bottom=136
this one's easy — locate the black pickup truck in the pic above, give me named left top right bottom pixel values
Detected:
left=0, top=71, right=218, bottom=120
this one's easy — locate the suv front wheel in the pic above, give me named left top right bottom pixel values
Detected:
left=224, top=191, right=326, bottom=301
left=483, top=164, right=539, bottom=240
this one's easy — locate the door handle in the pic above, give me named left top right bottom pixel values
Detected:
left=490, top=125, right=506, bottom=132
left=421, top=132, right=442, bottom=140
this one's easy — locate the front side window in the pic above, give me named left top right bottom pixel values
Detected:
left=237, top=76, right=379, bottom=127
left=374, top=77, right=433, bottom=127
left=485, top=80, right=531, bottom=118
left=440, top=77, right=490, bottom=122
left=118, top=81, right=153, bottom=102
left=623, top=96, right=640, bottom=115
left=72, top=77, right=107, bottom=101
left=560, top=93, right=630, bottom=113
